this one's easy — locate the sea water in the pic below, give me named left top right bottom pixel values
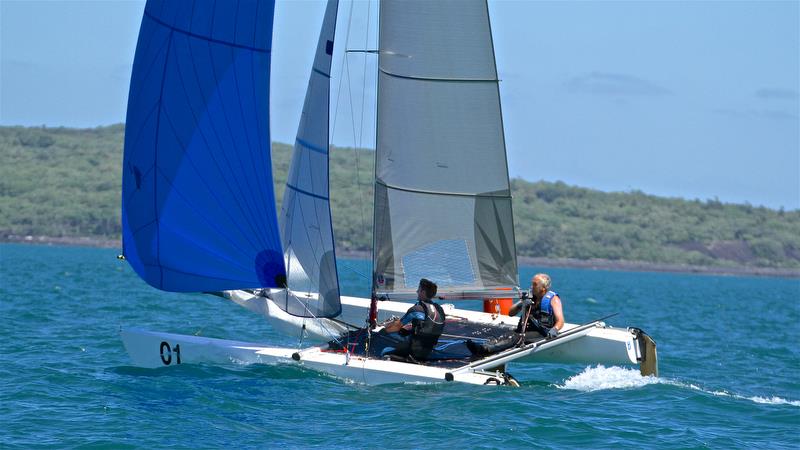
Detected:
left=1, top=244, right=798, bottom=448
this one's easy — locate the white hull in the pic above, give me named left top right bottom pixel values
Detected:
left=119, top=291, right=657, bottom=385
left=224, top=290, right=656, bottom=370
left=120, top=328, right=516, bottom=385
left=120, top=328, right=296, bottom=367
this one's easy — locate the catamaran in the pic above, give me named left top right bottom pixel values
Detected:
left=120, top=0, right=657, bottom=386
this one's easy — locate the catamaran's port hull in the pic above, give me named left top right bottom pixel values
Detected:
left=120, top=328, right=296, bottom=368
left=225, top=290, right=654, bottom=370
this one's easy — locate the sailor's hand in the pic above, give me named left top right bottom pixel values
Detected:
left=381, top=317, right=403, bottom=333
left=545, top=327, right=558, bottom=339
left=381, top=316, right=399, bottom=326
left=520, top=297, right=533, bottom=308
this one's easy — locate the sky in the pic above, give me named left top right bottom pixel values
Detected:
left=1, top=0, right=798, bottom=210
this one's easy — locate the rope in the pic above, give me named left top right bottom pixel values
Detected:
left=517, top=292, right=533, bottom=347
left=115, top=254, right=125, bottom=335
left=330, top=316, right=362, bottom=330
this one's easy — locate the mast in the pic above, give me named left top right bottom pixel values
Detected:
left=368, top=0, right=383, bottom=328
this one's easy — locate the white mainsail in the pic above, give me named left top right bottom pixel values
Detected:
left=372, top=0, right=519, bottom=299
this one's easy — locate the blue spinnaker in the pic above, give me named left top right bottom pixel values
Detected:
left=122, top=0, right=285, bottom=292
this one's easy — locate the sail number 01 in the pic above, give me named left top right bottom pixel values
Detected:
left=159, top=341, right=182, bottom=365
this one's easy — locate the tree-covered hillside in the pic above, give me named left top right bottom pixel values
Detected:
left=0, top=125, right=123, bottom=238
left=1, top=125, right=798, bottom=270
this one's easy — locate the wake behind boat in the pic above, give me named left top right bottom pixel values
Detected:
left=119, top=0, right=657, bottom=385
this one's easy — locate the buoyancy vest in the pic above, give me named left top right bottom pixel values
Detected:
left=409, top=300, right=446, bottom=360
left=536, top=291, right=557, bottom=327
left=517, top=290, right=558, bottom=332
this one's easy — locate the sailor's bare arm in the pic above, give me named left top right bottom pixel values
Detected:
left=551, top=296, right=565, bottom=330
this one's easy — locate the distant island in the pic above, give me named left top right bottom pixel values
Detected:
left=1, top=124, right=798, bottom=277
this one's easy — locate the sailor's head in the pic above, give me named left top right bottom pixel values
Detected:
left=417, top=278, right=438, bottom=301
left=530, top=273, right=551, bottom=300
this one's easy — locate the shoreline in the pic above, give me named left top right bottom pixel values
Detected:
left=4, top=234, right=798, bottom=279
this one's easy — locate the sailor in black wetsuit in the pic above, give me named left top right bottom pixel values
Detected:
left=467, top=273, right=565, bottom=356
left=381, top=278, right=445, bottom=361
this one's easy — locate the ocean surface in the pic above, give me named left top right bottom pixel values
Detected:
left=1, top=243, right=798, bottom=448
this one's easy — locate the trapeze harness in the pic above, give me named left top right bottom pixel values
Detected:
left=516, top=290, right=558, bottom=334
left=405, top=300, right=446, bottom=360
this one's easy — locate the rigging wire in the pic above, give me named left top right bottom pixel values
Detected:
left=329, top=0, right=354, bottom=142
left=343, top=45, right=370, bottom=272
left=338, top=261, right=370, bottom=281
left=298, top=312, right=307, bottom=349
left=285, top=289, right=348, bottom=348
left=330, top=0, right=374, bottom=294
left=354, top=0, right=375, bottom=294
left=356, top=0, right=373, bottom=150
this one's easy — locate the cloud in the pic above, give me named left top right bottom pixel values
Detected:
left=565, top=72, right=671, bottom=96
left=755, top=88, right=799, bottom=101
